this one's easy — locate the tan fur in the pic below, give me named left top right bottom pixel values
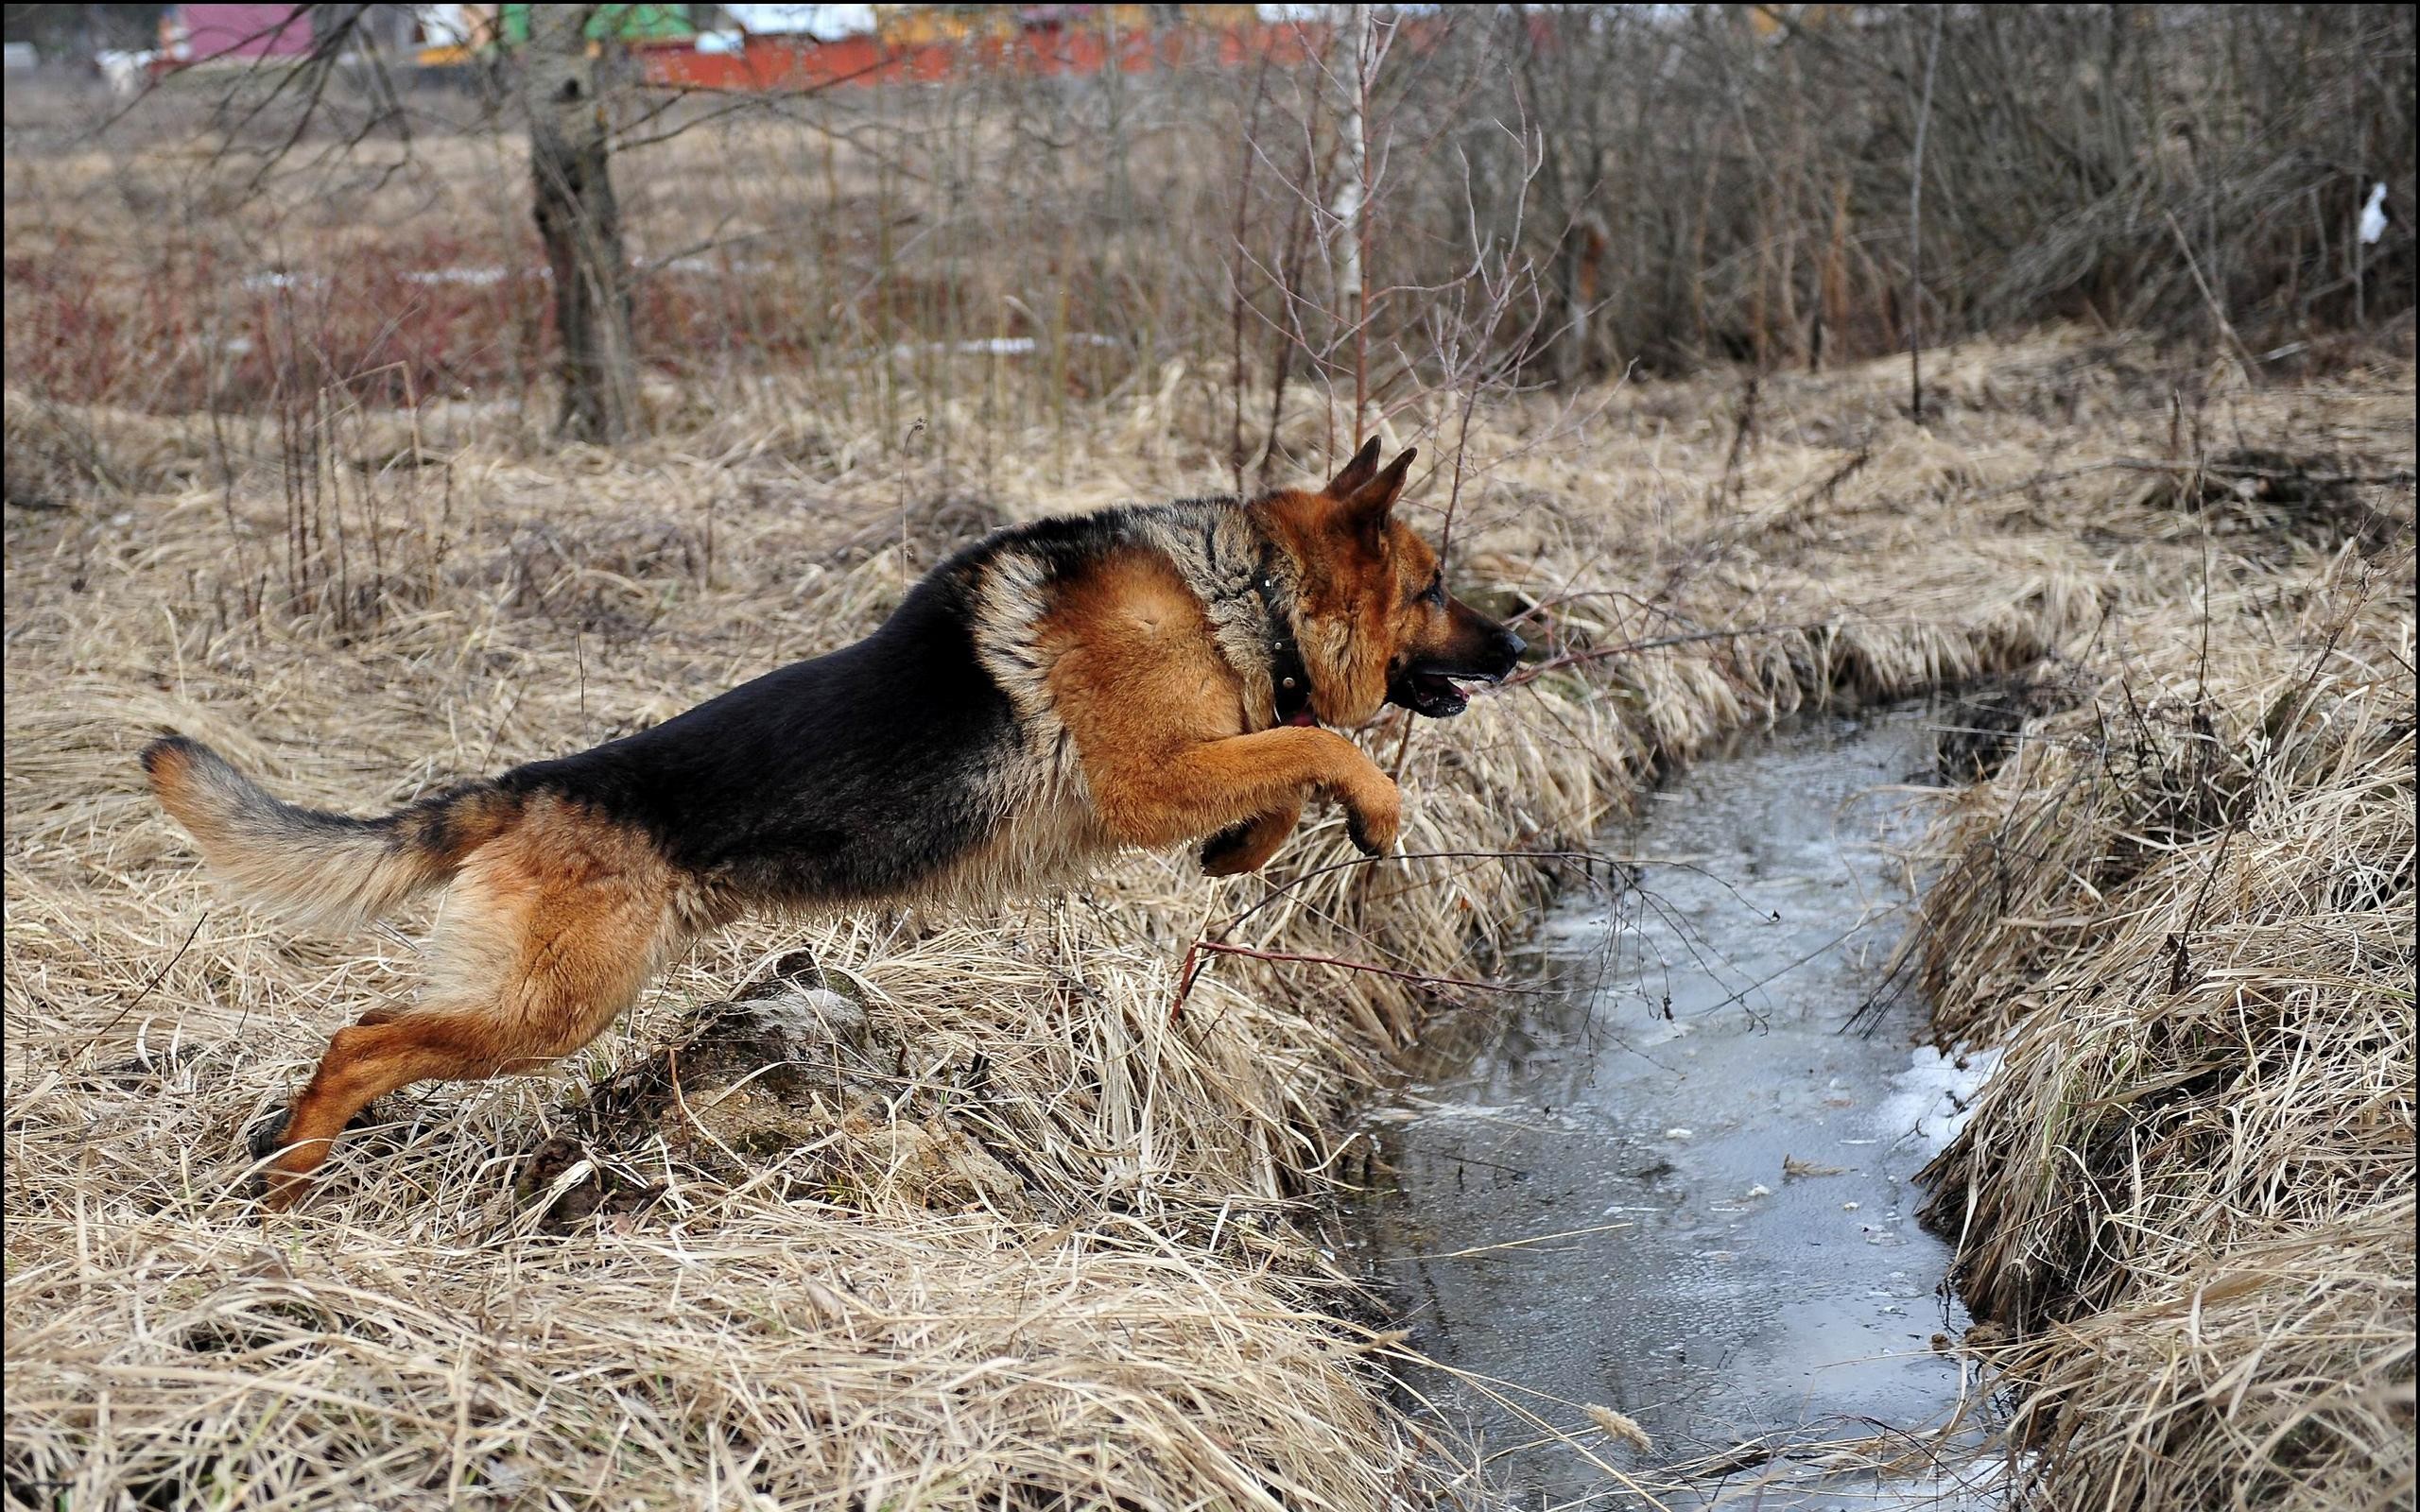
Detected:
left=259, top=796, right=678, bottom=1208
left=1037, top=543, right=1404, bottom=855
left=144, top=739, right=508, bottom=931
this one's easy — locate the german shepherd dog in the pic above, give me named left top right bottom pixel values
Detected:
left=142, top=441, right=1523, bottom=1208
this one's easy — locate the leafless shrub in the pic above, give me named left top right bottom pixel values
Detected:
left=9, top=8, right=2407, bottom=439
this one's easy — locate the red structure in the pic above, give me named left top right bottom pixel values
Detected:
left=638, top=16, right=1339, bottom=93
left=163, top=4, right=317, bottom=64
left=149, top=9, right=1435, bottom=93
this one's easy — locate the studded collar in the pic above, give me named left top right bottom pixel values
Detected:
left=1253, top=541, right=1317, bottom=728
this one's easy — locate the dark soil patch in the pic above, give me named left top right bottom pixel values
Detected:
left=2144, top=448, right=2412, bottom=556
left=1933, top=668, right=2089, bottom=782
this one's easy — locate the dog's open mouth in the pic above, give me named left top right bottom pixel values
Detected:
left=1388, top=666, right=1492, bottom=719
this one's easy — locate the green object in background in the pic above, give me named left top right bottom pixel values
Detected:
left=496, top=5, right=701, bottom=46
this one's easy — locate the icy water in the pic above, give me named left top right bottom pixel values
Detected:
left=1350, top=706, right=2002, bottom=1509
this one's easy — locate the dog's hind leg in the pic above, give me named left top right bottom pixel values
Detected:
left=256, top=1009, right=527, bottom=1209
left=257, top=807, right=673, bottom=1211
left=1200, top=798, right=1305, bottom=876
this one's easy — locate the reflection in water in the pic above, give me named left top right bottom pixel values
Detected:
left=1349, top=706, right=2004, bottom=1509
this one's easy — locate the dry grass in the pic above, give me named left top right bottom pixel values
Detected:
left=6, top=327, right=2411, bottom=1507
left=1905, top=465, right=2416, bottom=1505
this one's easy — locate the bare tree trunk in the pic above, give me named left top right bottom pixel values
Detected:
left=1907, top=6, right=1944, bottom=421
left=523, top=7, right=637, bottom=443
left=1333, top=3, right=1369, bottom=432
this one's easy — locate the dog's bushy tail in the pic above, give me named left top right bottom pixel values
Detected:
left=140, top=734, right=514, bottom=928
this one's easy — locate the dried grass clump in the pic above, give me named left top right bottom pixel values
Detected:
left=1915, top=543, right=2413, bottom=1314
left=1987, top=1198, right=2415, bottom=1512
left=2, top=388, right=218, bottom=508
left=7, top=1198, right=1411, bottom=1508
left=1908, top=455, right=2415, bottom=1500
left=7, top=328, right=2409, bottom=1506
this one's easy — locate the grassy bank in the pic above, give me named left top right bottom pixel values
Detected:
left=1908, top=441, right=2414, bottom=1502
left=6, top=328, right=2411, bottom=1506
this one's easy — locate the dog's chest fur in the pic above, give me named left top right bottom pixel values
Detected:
left=943, top=495, right=1295, bottom=900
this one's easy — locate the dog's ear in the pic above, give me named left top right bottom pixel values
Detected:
left=1332, top=447, right=1414, bottom=548
left=1322, top=437, right=1384, bottom=500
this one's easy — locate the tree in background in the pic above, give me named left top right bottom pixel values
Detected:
left=520, top=6, right=639, bottom=442
left=81, top=2, right=644, bottom=442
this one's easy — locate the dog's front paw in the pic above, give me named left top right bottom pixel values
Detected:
left=257, top=1168, right=314, bottom=1214
left=1343, top=784, right=1401, bottom=858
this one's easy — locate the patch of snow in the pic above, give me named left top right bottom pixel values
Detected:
left=402, top=266, right=519, bottom=287
left=98, top=50, right=158, bottom=96
left=651, top=255, right=774, bottom=275
left=723, top=4, right=873, bottom=37
left=749, top=984, right=867, bottom=1045
left=2360, top=182, right=2390, bottom=247
left=890, top=334, right=1120, bottom=359
left=1877, top=1042, right=2004, bottom=1154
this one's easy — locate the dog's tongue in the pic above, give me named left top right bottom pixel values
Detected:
left=1286, top=709, right=1320, bottom=728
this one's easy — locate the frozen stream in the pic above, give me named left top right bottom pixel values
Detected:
left=1350, top=706, right=2003, bottom=1509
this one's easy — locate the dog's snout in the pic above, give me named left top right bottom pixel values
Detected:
left=1484, top=626, right=1526, bottom=676
left=1442, top=597, right=1527, bottom=681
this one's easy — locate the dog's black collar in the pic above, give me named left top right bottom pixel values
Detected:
left=1254, top=545, right=1314, bottom=727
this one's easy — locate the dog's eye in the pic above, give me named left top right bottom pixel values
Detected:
left=1419, top=574, right=1445, bottom=607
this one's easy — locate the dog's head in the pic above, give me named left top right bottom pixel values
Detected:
left=1260, top=438, right=1526, bottom=726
